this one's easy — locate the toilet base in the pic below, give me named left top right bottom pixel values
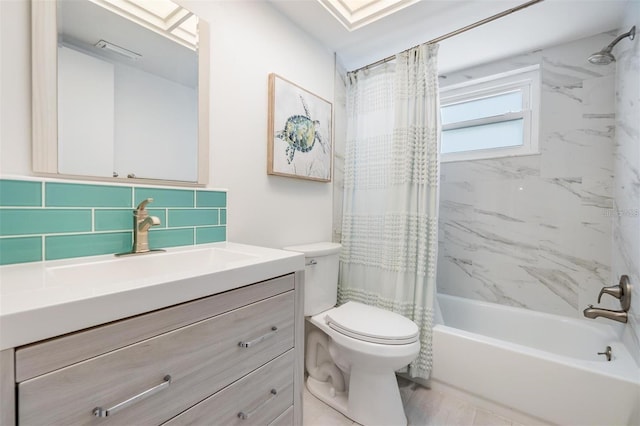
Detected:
left=306, top=375, right=348, bottom=416
left=306, top=370, right=408, bottom=426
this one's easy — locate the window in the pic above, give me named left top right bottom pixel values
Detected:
left=439, top=65, right=540, bottom=162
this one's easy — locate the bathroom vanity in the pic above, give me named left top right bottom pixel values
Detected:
left=0, top=243, right=305, bottom=425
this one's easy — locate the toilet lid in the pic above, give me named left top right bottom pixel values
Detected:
left=324, top=302, right=419, bottom=345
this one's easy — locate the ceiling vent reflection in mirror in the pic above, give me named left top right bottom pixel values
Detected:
left=95, top=39, right=142, bottom=60
left=91, top=0, right=198, bottom=50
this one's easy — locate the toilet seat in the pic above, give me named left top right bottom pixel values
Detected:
left=324, top=301, right=419, bottom=345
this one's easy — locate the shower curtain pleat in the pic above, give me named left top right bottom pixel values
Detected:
left=339, top=44, right=440, bottom=380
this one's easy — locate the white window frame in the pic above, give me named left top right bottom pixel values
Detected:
left=439, top=65, right=541, bottom=163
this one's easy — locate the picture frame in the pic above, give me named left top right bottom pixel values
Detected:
left=267, top=73, right=333, bottom=182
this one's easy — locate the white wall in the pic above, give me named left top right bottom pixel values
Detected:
left=58, top=45, right=115, bottom=177
left=114, top=62, right=197, bottom=182
left=57, top=43, right=198, bottom=181
left=179, top=0, right=335, bottom=249
left=0, top=0, right=335, bottom=250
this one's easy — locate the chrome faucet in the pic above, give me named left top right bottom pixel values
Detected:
left=583, top=275, right=632, bottom=324
left=116, top=198, right=165, bottom=256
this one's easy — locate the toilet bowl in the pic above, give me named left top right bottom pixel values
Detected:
left=284, top=242, right=420, bottom=426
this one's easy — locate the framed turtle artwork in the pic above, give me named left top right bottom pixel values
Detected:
left=268, top=73, right=333, bottom=182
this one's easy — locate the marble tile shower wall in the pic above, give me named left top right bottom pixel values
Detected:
left=437, top=32, right=619, bottom=318
left=0, top=177, right=227, bottom=265
left=612, top=1, right=640, bottom=353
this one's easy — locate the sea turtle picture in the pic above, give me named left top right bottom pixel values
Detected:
left=276, top=95, right=327, bottom=164
left=268, top=74, right=332, bottom=181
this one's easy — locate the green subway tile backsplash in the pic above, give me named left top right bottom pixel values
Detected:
left=0, top=178, right=226, bottom=264
left=94, top=210, right=132, bottom=232
left=0, top=180, right=42, bottom=207
left=196, top=227, right=226, bottom=244
left=149, top=228, right=194, bottom=248
left=46, top=183, right=131, bottom=207
left=196, top=191, right=226, bottom=207
left=46, top=232, right=132, bottom=260
left=168, top=209, right=218, bottom=227
left=135, top=188, right=194, bottom=208
left=0, top=237, right=43, bottom=265
left=0, top=209, right=92, bottom=236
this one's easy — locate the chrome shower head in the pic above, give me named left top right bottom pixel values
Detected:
left=588, top=50, right=616, bottom=65
left=588, top=25, right=636, bottom=65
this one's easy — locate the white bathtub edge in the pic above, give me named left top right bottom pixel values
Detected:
left=432, top=294, right=640, bottom=425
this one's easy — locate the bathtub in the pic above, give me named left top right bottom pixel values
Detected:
left=432, top=294, right=640, bottom=425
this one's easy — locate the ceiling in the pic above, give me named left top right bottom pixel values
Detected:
left=269, top=0, right=628, bottom=73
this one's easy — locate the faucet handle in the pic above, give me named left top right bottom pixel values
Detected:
left=136, top=198, right=154, bottom=212
left=597, top=285, right=623, bottom=303
left=597, top=276, right=632, bottom=312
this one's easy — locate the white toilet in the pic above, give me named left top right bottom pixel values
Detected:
left=284, top=242, right=420, bottom=426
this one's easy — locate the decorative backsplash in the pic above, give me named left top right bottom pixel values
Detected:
left=0, top=178, right=227, bottom=265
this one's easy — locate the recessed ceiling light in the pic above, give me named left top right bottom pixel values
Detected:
left=317, top=0, right=419, bottom=31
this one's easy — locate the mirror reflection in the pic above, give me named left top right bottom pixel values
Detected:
left=56, top=0, right=199, bottom=182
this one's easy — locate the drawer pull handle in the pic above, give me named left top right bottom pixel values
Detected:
left=92, top=375, right=172, bottom=418
left=239, top=326, right=278, bottom=348
left=237, top=389, right=278, bottom=420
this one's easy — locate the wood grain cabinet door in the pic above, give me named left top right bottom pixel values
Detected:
left=163, top=350, right=294, bottom=426
left=18, top=291, right=294, bottom=426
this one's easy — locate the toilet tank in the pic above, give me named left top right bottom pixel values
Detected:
left=283, top=242, right=341, bottom=316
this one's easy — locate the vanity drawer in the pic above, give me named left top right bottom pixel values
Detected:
left=269, top=406, right=294, bottom=426
left=163, top=350, right=294, bottom=426
left=16, top=275, right=294, bottom=382
left=18, top=291, right=294, bottom=426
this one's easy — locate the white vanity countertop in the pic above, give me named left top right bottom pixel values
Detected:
left=0, top=242, right=305, bottom=350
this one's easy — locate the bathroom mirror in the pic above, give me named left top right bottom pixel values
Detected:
left=32, top=0, right=210, bottom=185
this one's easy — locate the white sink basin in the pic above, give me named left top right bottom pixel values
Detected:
left=46, top=247, right=258, bottom=287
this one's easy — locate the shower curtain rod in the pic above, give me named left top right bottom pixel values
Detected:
left=350, top=0, right=545, bottom=74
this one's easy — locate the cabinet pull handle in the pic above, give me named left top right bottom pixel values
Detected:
left=238, top=326, right=278, bottom=348
left=92, top=375, right=172, bottom=418
left=237, top=389, right=278, bottom=420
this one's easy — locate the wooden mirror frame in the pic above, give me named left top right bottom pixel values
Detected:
left=31, top=0, right=210, bottom=186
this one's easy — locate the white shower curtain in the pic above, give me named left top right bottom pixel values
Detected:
left=339, top=43, right=440, bottom=380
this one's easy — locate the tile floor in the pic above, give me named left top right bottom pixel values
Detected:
left=303, top=377, right=524, bottom=426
